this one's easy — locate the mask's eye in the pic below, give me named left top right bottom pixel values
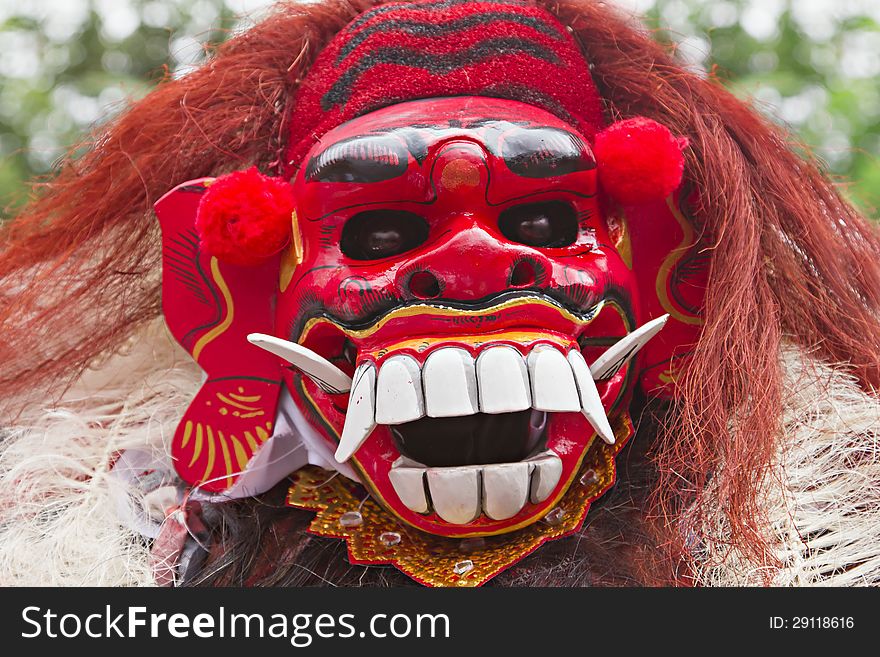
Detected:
left=498, top=201, right=578, bottom=247
left=341, top=210, right=429, bottom=260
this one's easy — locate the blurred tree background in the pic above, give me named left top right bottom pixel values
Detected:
left=0, top=0, right=878, bottom=220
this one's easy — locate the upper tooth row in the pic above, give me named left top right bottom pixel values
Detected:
left=248, top=315, right=669, bottom=400
left=336, top=344, right=615, bottom=463
left=375, top=344, right=606, bottom=422
left=389, top=451, right=563, bottom=523
left=245, top=315, right=671, bottom=467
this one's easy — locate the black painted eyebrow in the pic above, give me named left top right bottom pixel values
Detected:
left=499, top=127, right=595, bottom=178
left=306, top=134, right=410, bottom=183
left=305, top=123, right=594, bottom=183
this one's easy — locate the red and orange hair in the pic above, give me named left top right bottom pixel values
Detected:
left=2, top=0, right=878, bottom=584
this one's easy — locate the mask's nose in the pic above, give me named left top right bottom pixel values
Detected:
left=395, top=138, right=552, bottom=302
left=396, top=216, right=551, bottom=302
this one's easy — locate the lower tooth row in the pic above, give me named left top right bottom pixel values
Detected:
left=388, top=451, right=563, bottom=523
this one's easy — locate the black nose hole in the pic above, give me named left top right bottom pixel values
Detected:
left=510, top=260, right=536, bottom=288
left=408, top=271, right=441, bottom=299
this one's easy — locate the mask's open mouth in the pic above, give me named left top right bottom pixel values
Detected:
left=249, top=294, right=667, bottom=535
left=392, top=409, right=545, bottom=467
left=345, top=333, right=610, bottom=523
left=387, top=409, right=556, bottom=523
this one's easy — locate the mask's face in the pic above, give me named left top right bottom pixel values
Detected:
left=278, top=96, right=642, bottom=537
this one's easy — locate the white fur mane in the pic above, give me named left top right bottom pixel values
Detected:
left=695, top=349, right=880, bottom=586
left=0, top=320, right=198, bottom=585
left=1, top=320, right=878, bottom=586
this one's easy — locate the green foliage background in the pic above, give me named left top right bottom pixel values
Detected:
left=1, top=0, right=878, bottom=220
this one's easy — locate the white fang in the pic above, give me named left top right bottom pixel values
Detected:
left=334, top=363, right=377, bottom=463
left=589, top=315, right=669, bottom=381
left=247, top=333, right=352, bottom=394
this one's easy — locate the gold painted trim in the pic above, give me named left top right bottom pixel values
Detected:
left=202, top=425, right=217, bottom=482
left=656, top=196, right=702, bottom=327
left=300, top=297, right=606, bottom=343
left=188, top=423, right=204, bottom=468
left=279, top=210, right=303, bottom=293
left=244, top=431, right=259, bottom=452
left=231, top=434, right=249, bottom=471
left=181, top=420, right=193, bottom=449
left=216, top=393, right=255, bottom=411
left=229, top=391, right=262, bottom=403
left=192, top=257, right=235, bottom=362
left=218, top=431, right=233, bottom=489
left=369, top=329, right=576, bottom=357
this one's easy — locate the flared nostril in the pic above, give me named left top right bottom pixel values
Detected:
left=509, top=260, right=537, bottom=288
left=408, top=270, right=442, bottom=299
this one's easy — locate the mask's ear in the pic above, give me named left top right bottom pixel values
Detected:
left=591, top=117, right=706, bottom=398
left=154, top=179, right=287, bottom=492
left=624, top=185, right=708, bottom=398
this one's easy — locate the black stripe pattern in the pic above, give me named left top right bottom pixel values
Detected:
left=337, top=11, right=565, bottom=63
left=322, top=37, right=562, bottom=110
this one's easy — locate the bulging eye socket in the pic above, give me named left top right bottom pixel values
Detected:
left=498, top=201, right=579, bottom=248
left=340, top=210, right=429, bottom=261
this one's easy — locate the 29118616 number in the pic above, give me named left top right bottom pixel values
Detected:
left=791, top=617, right=854, bottom=629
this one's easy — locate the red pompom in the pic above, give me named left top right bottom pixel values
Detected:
left=195, top=167, right=294, bottom=266
left=593, top=117, right=686, bottom=205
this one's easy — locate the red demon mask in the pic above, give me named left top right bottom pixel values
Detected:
left=278, top=95, right=643, bottom=535
left=152, top=0, right=706, bottom=582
